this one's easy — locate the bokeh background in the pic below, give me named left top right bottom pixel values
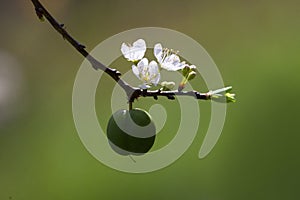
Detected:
left=1, top=0, right=300, bottom=199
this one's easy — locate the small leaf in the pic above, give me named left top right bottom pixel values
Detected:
left=210, top=86, right=232, bottom=95
left=225, top=93, right=236, bottom=103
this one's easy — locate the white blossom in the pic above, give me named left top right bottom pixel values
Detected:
left=154, top=43, right=188, bottom=71
left=121, top=39, right=146, bottom=62
left=132, top=58, right=160, bottom=89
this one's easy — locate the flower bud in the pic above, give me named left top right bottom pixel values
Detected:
left=182, top=66, right=190, bottom=77
left=161, top=81, right=175, bottom=91
left=187, top=71, right=196, bottom=81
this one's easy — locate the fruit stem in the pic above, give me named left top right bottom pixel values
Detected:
left=129, top=101, right=133, bottom=110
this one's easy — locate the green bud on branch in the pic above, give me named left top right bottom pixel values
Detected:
left=187, top=71, right=196, bottom=81
left=209, top=86, right=236, bottom=103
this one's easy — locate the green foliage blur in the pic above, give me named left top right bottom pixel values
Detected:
left=0, top=0, right=300, bottom=199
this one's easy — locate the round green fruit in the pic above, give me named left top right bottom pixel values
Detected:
left=106, top=108, right=156, bottom=156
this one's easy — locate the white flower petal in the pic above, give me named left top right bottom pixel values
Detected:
left=148, top=61, right=159, bottom=74
left=172, top=61, right=188, bottom=71
left=137, top=58, right=148, bottom=68
left=133, top=39, right=146, bottom=50
left=154, top=43, right=163, bottom=63
left=137, top=58, right=149, bottom=78
left=161, top=61, right=174, bottom=71
left=161, top=54, right=185, bottom=71
left=169, top=54, right=180, bottom=64
left=121, top=39, right=146, bottom=61
left=137, top=58, right=148, bottom=73
left=152, top=72, right=160, bottom=86
left=148, top=61, right=160, bottom=86
left=132, top=39, right=146, bottom=60
left=121, top=43, right=131, bottom=60
left=133, top=39, right=146, bottom=46
left=132, top=65, right=140, bottom=80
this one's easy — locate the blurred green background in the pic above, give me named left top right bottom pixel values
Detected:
left=1, top=0, right=300, bottom=199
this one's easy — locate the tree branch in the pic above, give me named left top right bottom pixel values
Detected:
left=30, top=0, right=218, bottom=103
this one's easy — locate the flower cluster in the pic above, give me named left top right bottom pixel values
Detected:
left=121, top=39, right=196, bottom=90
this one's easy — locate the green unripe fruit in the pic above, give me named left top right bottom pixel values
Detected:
left=106, top=108, right=156, bottom=156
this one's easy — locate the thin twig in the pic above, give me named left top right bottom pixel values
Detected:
left=30, top=0, right=214, bottom=102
